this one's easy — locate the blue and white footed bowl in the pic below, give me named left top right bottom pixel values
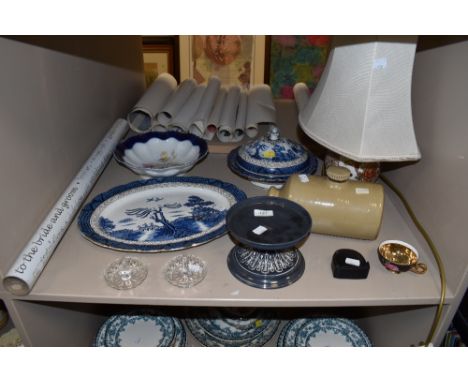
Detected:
left=229, top=127, right=317, bottom=183
left=114, top=131, right=208, bottom=177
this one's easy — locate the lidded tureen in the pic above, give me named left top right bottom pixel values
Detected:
left=228, top=126, right=317, bottom=185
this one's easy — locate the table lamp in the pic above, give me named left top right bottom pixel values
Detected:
left=269, top=37, right=421, bottom=240
left=297, top=36, right=421, bottom=181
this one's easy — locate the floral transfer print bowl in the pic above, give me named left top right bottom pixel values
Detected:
left=114, top=131, right=208, bottom=177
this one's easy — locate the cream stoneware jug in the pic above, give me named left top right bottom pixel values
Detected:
left=268, top=166, right=384, bottom=240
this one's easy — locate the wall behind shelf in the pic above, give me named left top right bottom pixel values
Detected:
left=0, top=37, right=145, bottom=280
left=385, top=41, right=468, bottom=298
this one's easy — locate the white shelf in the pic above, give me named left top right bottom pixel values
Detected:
left=13, top=154, right=450, bottom=308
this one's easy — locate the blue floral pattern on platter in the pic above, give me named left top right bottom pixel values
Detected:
left=228, top=148, right=317, bottom=184
left=277, top=318, right=372, bottom=347
left=78, top=177, right=246, bottom=252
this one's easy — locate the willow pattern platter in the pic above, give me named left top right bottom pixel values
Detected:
left=78, top=177, right=246, bottom=252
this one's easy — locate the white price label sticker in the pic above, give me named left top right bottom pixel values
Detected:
left=345, top=258, right=361, bottom=267
left=252, top=225, right=268, bottom=235
left=356, top=188, right=370, bottom=195
left=373, top=57, right=387, bottom=69
left=254, top=209, right=274, bottom=217
left=299, top=174, right=309, bottom=183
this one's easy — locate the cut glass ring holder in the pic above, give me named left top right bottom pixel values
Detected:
left=226, top=196, right=311, bottom=289
left=104, top=256, right=148, bottom=290
left=165, top=254, right=207, bottom=288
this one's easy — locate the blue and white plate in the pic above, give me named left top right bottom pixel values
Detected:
left=93, top=316, right=115, bottom=347
left=78, top=177, right=246, bottom=252
left=215, top=307, right=263, bottom=331
left=171, top=317, right=187, bottom=347
left=186, top=316, right=280, bottom=347
left=105, top=314, right=176, bottom=347
left=126, top=308, right=186, bottom=347
left=93, top=326, right=107, bottom=346
left=196, top=316, right=277, bottom=343
left=278, top=318, right=372, bottom=347
left=277, top=318, right=309, bottom=347
left=94, top=314, right=186, bottom=347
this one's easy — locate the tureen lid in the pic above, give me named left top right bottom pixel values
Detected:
left=238, top=126, right=309, bottom=170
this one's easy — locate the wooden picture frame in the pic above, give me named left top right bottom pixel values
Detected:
left=178, top=35, right=266, bottom=88
left=142, top=36, right=179, bottom=87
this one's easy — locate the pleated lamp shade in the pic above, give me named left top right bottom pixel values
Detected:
left=298, top=38, right=421, bottom=163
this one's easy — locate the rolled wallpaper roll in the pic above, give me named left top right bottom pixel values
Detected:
left=245, top=84, right=277, bottom=138
left=156, top=78, right=197, bottom=127
left=3, top=119, right=129, bottom=296
left=232, top=91, right=247, bottom=142
left=168, top=84, right=206, bottom=132
left=189, top=76, right=221, bottom=137
left=127, top=73, right=177, bottom=133
left=293, top=82, right=310, bottom=113
left=217, top=86, right=241, bottom=142
left=204, top=88, right=227, bottom=141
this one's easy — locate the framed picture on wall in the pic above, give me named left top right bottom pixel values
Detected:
left=142, top=36, right=179, bottom=87
left=178, top=35, right=266, bottom=89
left=264, top=35, right=331, bottom=99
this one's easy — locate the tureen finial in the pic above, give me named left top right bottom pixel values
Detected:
left=267, top=126, right=280, bottom=141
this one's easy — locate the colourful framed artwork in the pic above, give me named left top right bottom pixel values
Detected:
left=265, top=35, right=331, bottom=99
left=179, top=35, right=266, bottom=89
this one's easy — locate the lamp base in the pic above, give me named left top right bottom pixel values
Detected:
left=324, top=153, right=380, bottom=183
left=227, top=245, right=305, bottom=289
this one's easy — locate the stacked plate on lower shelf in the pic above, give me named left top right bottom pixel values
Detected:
left=185, top=308, right=280, bottom=347
left=93, top=311, right=372, bottom=347
left=277, top=317, right=372, bottom=347
left=94, top=312, right=186, bottom=347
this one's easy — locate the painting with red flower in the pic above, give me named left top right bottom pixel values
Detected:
left=268, top=35, right=331, bottom=99
left=191, top=35, right=254, bottom=90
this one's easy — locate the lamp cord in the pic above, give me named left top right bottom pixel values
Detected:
left=380, top=174, right=446, bottom=346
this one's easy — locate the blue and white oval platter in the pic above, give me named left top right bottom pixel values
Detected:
left=79, top=177, right=246, bottom=252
